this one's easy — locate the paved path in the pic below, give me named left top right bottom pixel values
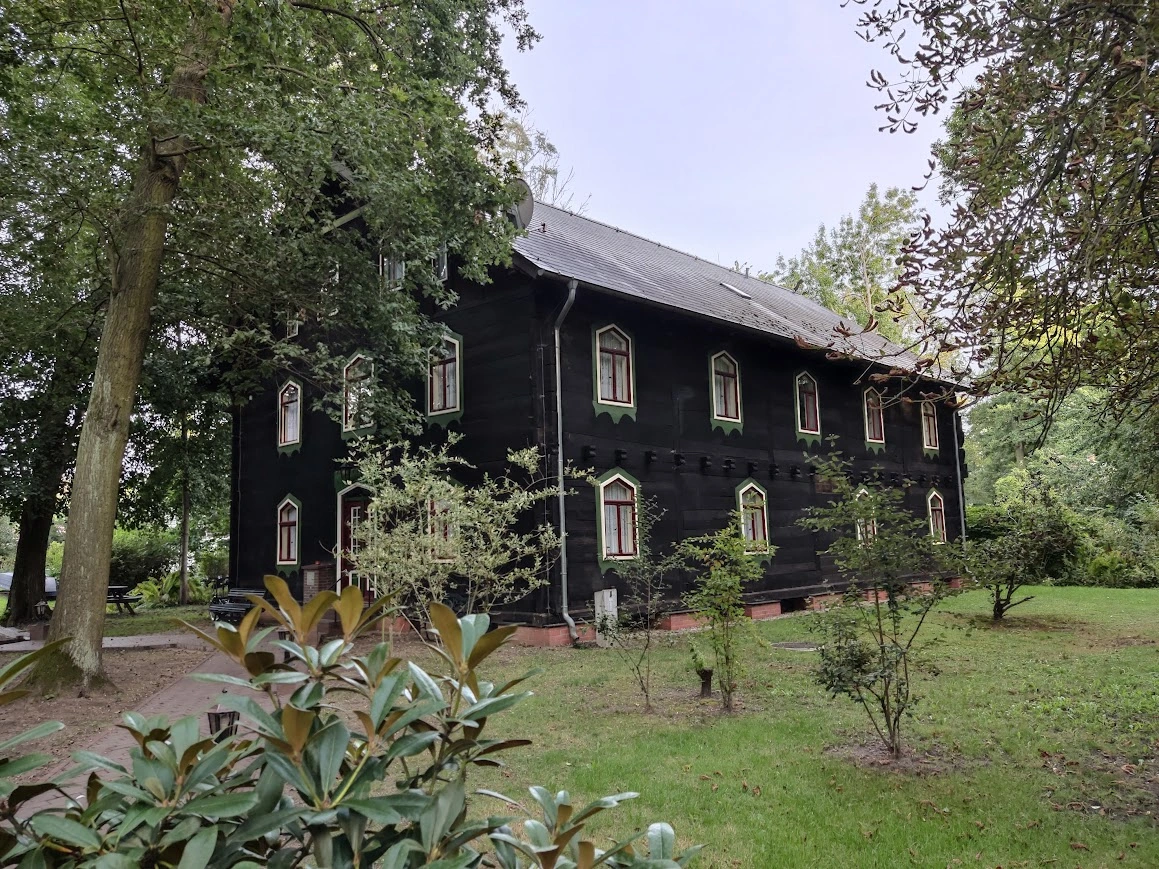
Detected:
left=2, top=633, right=211, bottom=654
left=20, top=640, right=288, bottom=816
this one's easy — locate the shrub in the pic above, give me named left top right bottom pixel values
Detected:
left=799, top=455, right=959, bottom=757
left=135, top=571, right=214, bottom=608
left=109, top=526, right=179, bottom=589
left=680, top=520, right=764, bottom=712
left=0, top=578, right=701, bottom=867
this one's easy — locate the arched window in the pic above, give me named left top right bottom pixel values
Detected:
left=864, top=388, right=885, bottom=444
left=600, top=476, right=638, bottom=558
left=428, top=336, right=461, bottom=414
left=795, top=372, right=820, bottom=435
left=596, top=326, right=633, bottom=406
left=921, top=401, right=939, bottom=450
left=855, top=488, right=877, bottom=542
left=927, top=490, right=947, bottom=543
left=737, top=483, right=768, bottom=552
left=278, top=381, right=301, bottom=447
left=277, top=497, right=299, bottom=564
left=429, top=498, right=455, bottom=562
left=343, top=354, right=372, bottom=431
left=712, top=352, right=741, bottom=422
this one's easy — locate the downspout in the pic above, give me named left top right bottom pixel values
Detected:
left=952, top=405, right=967, bottom=544
left=554, top=279, right=579, bottom=641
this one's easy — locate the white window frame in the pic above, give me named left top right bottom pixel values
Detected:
left=711, top=351, right=742, bottom=423
left=595, top=325, right=635, bottom=408
left=342, top=354, right=373, bottom=432
left=921, top=401, right=940, bottom=450
left=599, top=474, right=639, bottom=560
left=277, top=379, right=302, bottom=447
left=427, top=335, right=462, bottom=416
left=737, top=482, right=769, bottom=553
left=276, top=496, right=300, bottom=565
left=795, top=371, right=821, bottom=436
left=855, top=487, right=878, bottom=542
left=432, top=242, right=449, bottom=282
left=379, top=252, right=406, bottom=289
left=927, top=489, right=947, bottom=544
left=863, top=388, right=885, bottom=444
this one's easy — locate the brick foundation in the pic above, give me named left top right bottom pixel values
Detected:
left=659, top=612, right=709, bottom=631
left=510, top=623, right=597, bottom=647
left=809, top=593, right=843, bottom=611
left=744, top=601, right=782, bottom=620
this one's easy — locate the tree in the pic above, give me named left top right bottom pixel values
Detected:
left=2, top=0, right=538, bottom=689
left=495, top=110, right=587, bottom=211
left=594, top=498, right=681, bottom=713
left=680, top=520, right=764, bottom=713
left=763, top=183, right=920, bottom=344
left=799, top=455, right=958, bottom=757
left=850, top=2, right=1159, bottom=427
left=355, top=435, right=561, bottom=621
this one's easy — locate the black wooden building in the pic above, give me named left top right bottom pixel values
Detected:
left=228, top=202, right=965, bottom=626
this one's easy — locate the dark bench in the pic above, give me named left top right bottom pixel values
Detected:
left=209, top=587, right=273, bottom=625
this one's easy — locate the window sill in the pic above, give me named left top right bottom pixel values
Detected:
left=711, top=417, right=743, bottom=436
left=593, top=400, right=636, bottom=423
left=426, top=408, right=464, bottom=429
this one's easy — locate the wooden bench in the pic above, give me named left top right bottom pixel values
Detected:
left=209, top=588, right=273, bottom=625
left=107, top=586, right=142, bottom=615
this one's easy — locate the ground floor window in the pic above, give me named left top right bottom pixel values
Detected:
left=600, top=475, right=638, bottom=558
left=927, top=490, right=947, bottom=543
left=277, top=497, right=299, bottom=564
left=737, top=482, right=768, bottom=552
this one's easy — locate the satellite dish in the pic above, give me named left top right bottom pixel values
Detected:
left=507, top=178, right=535, bottom=229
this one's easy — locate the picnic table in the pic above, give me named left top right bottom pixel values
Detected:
left=107, top=585, right=142, bottom=615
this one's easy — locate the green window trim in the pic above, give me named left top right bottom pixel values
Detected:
left=594, top=467, right=641, bottom=574
left=592, top=324, right=637, bottom=423
left=926, top=488, right=947, bottom=544
left=426, top=329, right=465, bottom=429
left=341, top=352, right=376, bottom=439
left=710, top=351, right=743, bottom=435
left=863, top=387, right=886, bottom=454
left=735, top=478, right=773, bottom=566
left=793, top=370, right=822, bottom=446
left=275, top=493, right=302, bottom=575
left=277, top=378, right=303, bottom=456
left=920, top=401, right=940, bottom=457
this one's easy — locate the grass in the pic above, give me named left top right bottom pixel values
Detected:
left=459, top=587, right=1159, bottom=868
left=101, top=604, right=211, bottom=637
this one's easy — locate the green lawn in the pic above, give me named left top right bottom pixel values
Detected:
left=102, top=604, right=211, bottom=637
left=466, top=587, right=1159, bottom=868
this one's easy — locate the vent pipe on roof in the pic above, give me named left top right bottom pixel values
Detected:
left=553, top=279, right=580, bottom=643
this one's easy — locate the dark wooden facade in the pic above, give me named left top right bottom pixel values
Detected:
left=230, top=266, right=965, bottom=621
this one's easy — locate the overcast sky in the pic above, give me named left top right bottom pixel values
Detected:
left=502, top=1, right=945, bottom=273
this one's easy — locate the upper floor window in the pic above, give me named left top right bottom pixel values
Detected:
left=343, top=354, right=372, bottom=432
left=795, top=372, right=820, bottom=436
left=428, top=336, right=461, bottom=415
left=921, top=401, right=939, bottom=451
left=927, top=490, right=947, bottom=543
left=712, top=352, right=741, bottom=422
left=278, top=381, right=301, bottom=447
left=738, top=482, right=768, bottom=552
left=864, top=388, right=885, bottom=444
left=379, top=253, right=405, bottom=289
left=277, top=497, right=299, bottom=564
left=855, top=488, right=877, bottom=542
left=596, top=326, right=633, bottom=406
left=432, top=243, right=449, bottom=283
left=600, top=475, right=638, bottom=559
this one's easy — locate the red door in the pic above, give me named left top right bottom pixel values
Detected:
left=339, top=490, right=372, bottom=603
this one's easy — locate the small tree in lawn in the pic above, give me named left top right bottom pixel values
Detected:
left=798, top=455, right=960, bottom=758
left=354, top=435, right=561, bottom=624
left=595, top=498, right=681, bottom=712
left=966, top=473, right=1083, bottom=621
left=680, top=519, right=765, bottom=713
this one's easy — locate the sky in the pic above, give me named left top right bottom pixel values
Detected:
left=502, top=1, right=945, bottom=273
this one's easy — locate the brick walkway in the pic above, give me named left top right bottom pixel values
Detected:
left=19, top=639, right=284, bottom=816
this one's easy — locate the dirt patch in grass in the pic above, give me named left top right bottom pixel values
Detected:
left=0, top=647, right=212, bottom=772
left=953, top=612, right=1090, bottom=632
left=1040, top=746, right=1159, bottom=823
left=825, top=738, right=981, bottom=777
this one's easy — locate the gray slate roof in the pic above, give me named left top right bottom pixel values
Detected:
left=512, top=202, right=922, bottom=370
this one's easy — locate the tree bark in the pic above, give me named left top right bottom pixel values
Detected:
left=32, top=4, right=232, bottom=691
left=7, top=503, right=55, bottom=627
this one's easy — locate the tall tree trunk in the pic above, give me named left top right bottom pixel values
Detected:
left=7, top=503, right=55, bottom=627
left=31, top=5, right=231, bottom=691
left=180, top=425, right=191, bottom=607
